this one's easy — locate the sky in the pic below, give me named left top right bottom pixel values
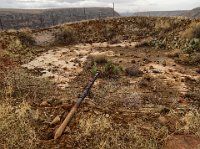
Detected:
left=0, top=0, right=200, bottom=13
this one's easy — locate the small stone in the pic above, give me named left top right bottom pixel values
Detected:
left=131, top=60, right=136, bottom=63
left=48, top=75, right=55, bottom=79
left=196, top=68, right=200, bottom=74
left=149, top=66, right=154, bottom=70
left=63, top=67, right=68, bottom=71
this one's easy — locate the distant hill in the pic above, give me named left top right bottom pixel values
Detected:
left=123, top=7, right=200, bottom=18
left=183, top=7, right=200, bottom=18
left=130, top=11, right=187, bottom=17
left=0, top=7, right=120, bottom=30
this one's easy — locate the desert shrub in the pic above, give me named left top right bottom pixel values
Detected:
left=91, top=62, right=98, bottom=76
left=103, top=24, right=116, bottom=41
left=54, top=27, right=76, bottom=45
left=90, top=61, right=123, bottom=78
left=17, top=31, right=36, bottom=47
left=108, top=35, right=122, bottom=44
left=182, top=38, right=200, bottom=54
left=103, top=61, right=123, bottom=77
left=155, top=20, right=171, bottom=31
left=189, top=53, right=200, bottom=65
left=149, top=38, right=167, bottom=49
left=182, top=22, right=200, bottom=39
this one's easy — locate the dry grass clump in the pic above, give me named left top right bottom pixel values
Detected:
left=189, top=53, right=200, bottom=65
left=1, top=68, right=56, bottom=104
left=54, top=26, right=76, bottom=45
left=0, top=32, right=45, bottom=64
left=75, top=107, right=200, bottom=149
left=155, top=20, right=171, bottom=31
left=76, top=113, right=158, bottom=149
left=182, top=22, right=200, bottom=39
left=0, top=68, right=57, bottom=148
left=0, top=101, right=38, bottom=149
left=17, top=31, right=36, bottom=47
left=182, top=108, right=200, bottom=137
left=102, top=24, right=116, bottom=41
left=89, top=52, right=108, bottom=64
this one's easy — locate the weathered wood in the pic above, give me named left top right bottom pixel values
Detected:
left=54, top=72, right=99, bottom=139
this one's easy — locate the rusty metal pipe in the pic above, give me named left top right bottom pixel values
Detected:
left=54, top=72, right=99, bottom=139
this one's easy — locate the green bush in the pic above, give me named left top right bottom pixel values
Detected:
left=103, top=61, right=123, bottom=76
left=182, top=38, right=200, bottom=54
left=90, top=61, right=123, bottom=78
left=149, top=38, right=167, bottom=49
left=91, top=62, right=97, bottom=76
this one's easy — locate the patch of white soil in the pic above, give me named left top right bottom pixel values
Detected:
left=22, top=42, right=132, bottom=89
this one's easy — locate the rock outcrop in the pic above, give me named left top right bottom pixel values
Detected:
left=0, top=7, right=119, bottom=30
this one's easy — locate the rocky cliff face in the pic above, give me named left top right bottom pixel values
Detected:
left=0, top=7, right=120, bottom=30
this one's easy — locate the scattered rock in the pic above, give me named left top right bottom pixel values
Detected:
left=196, top=68, right=200, bottom=74
left=131, top=60, right=136, bottom=63
left=149, top=65, right=154, bottom=70
left=63, top=67, right=68, bottom=71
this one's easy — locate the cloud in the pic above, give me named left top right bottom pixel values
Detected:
left=0, top=0, right=199, bottom=12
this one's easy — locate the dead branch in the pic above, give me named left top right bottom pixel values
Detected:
left=54, top=72, right=99, bottom=139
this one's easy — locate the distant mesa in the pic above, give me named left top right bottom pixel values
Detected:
left=121, top=7, right=200, bottom=19
left=0, top=7, right=120, bottom=30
